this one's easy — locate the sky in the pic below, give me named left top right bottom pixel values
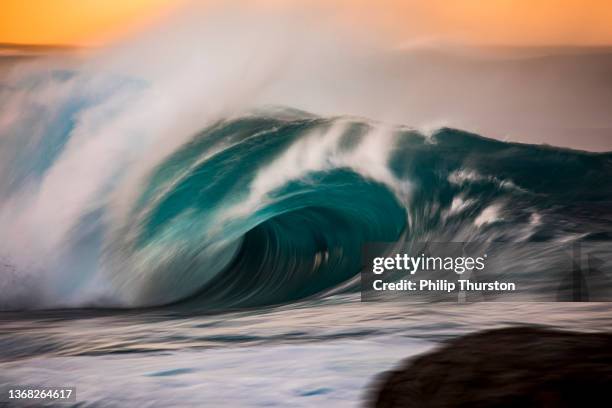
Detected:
left=2, top=0, right=612, bottom=46
left=0, top=0, right=183, bottom=45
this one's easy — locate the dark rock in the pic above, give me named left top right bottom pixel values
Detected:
left=369, top=326, right=612, bottom=407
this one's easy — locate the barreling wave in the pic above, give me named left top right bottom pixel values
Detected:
left=1, top=83, right=612, bottom=310
left=104, top=111, right=409, bottom=308
left=108, top=110, right=612, bottom=309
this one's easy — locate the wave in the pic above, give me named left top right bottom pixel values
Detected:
left=1, top=72, right=612, bottom=310
left=107, top=113, right=409, bottom=308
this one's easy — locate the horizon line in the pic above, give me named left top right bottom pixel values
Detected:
left=3, top=41, right=612, bottom=50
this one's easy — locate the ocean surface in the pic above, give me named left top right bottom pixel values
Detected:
left=2, top=302, right=612, bottom=407
left=1, top=66, right=612, bottom=406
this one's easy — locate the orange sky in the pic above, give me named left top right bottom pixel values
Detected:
left=2, top=0, right=612, bottom=46
left=0, top=0, right=183, bottom=45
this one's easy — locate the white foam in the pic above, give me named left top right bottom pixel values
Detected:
left=474, top=203, right=503, bottom=227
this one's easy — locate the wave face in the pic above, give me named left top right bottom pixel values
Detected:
left=105, top=111, right=411, bottom=307
left=1, top=73, right=612, bottom=310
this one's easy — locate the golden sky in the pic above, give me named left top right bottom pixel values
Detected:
left=0, top=0, right=182, bottom=45
left=368, top=0, right=612, bottom=46
left=2, top=0, right=612, bottom=46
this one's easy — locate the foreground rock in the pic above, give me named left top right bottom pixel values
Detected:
left=370, top=327, right=612, bottom=407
